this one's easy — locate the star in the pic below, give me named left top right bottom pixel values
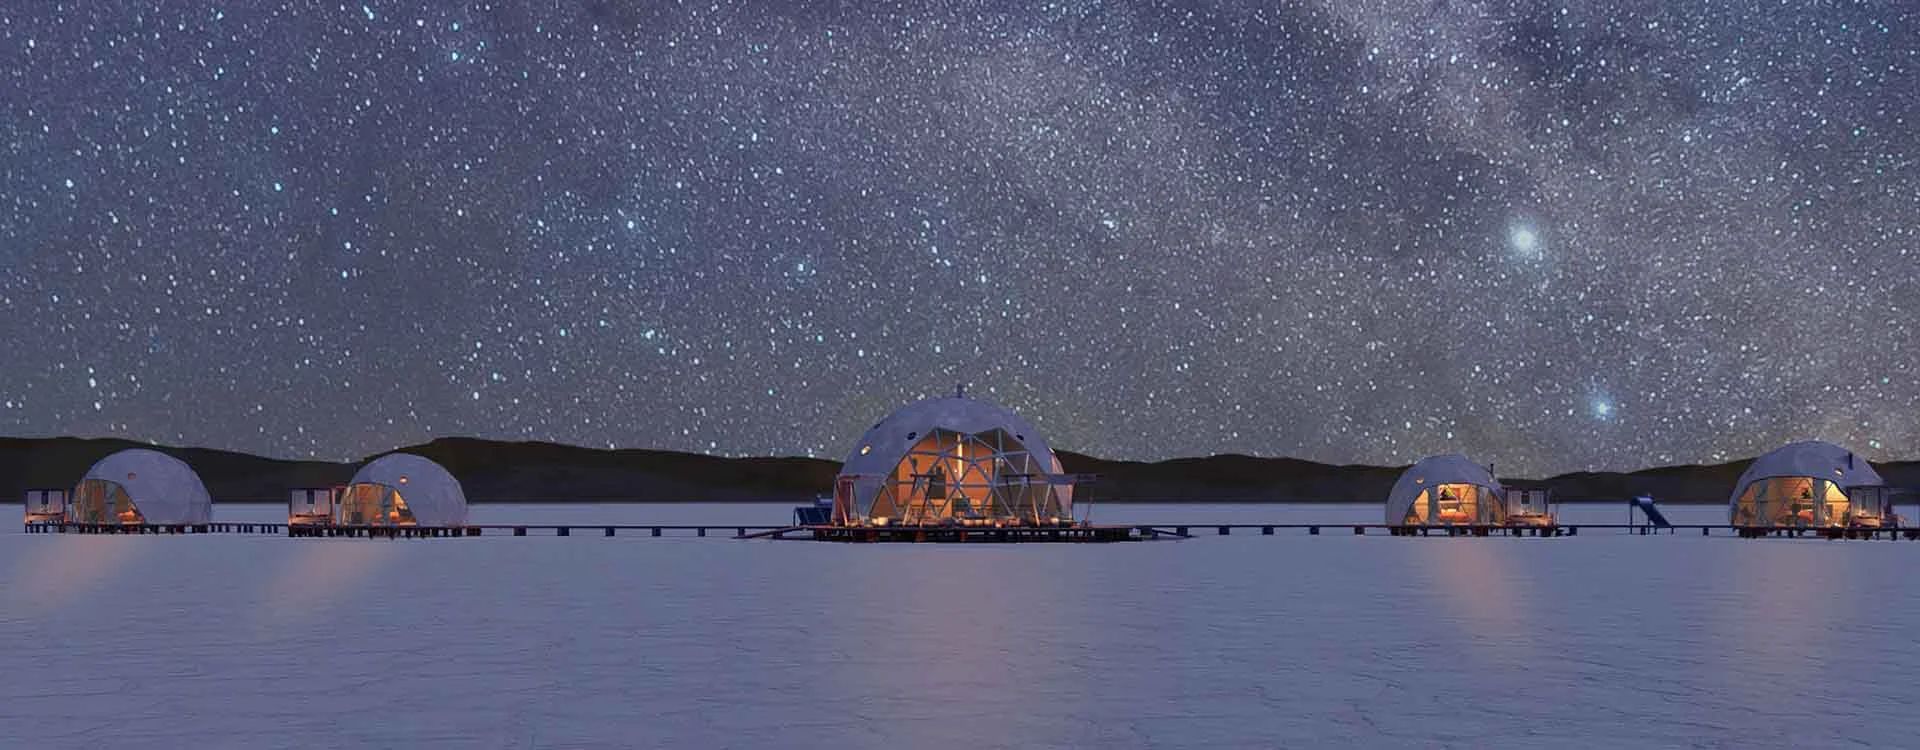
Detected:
left=0, top=1, right=1911, bottom=475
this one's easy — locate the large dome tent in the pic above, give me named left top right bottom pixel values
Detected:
left=833, top=391, right=1072, bottom=526
left=337, top=453, right=469, bottom=527
left=1386, top=454, right=1505, bottom=526
left=71, top=449, right=214, bottom=525
left=1728, top=441, right=1884, bottom=527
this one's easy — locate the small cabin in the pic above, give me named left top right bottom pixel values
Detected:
left=289, top=487, right=339, bottom=526
left=1844, top=485, right=1905, bottom=528
left=1503, top=487, right=1556, bottom=527
left=24, top=488, right=69, bottom=523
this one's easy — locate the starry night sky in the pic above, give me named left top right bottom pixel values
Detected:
left=2, top=2, right=1915, bottom=474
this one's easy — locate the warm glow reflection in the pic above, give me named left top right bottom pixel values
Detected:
left=0, top=537, right=143, bottom=617
left=1405, top=541, right=1541, bottom=666
left=253, top=537, right=397, bottom=630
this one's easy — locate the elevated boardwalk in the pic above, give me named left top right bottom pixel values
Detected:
left=23, top=522, right=285, bottom=535
left=20, top=521, right=1920, bottom=541
left=801, top=524, right=1139, bottom=543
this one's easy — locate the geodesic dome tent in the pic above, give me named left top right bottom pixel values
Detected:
left=71, top=449, right=213, bottom=525
left=834, top=395, right=1073, bottom=526
left=1728, top=441, right=1883, bottom=527
left=1386, top=454, right=1505, bottom=526
left=338, top=453, right=469, bottom=527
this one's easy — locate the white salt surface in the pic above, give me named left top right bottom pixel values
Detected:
left=3, top=503, right=1917, bottom=749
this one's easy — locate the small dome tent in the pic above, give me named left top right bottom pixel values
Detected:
left=834, top=393, right=1072, bottom=526
left=1728, top=441, right=1883, bottom=527
left=1386, top=454, right=1504, bottom=526
left=338, top=453, right=468, bottom=527
left=71, top=449, right=213, bottom=525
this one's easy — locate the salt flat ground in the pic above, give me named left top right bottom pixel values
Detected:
left=2, top=503, right=1915, bottom=749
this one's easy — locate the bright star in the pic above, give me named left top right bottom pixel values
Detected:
left=1508, top=222, right=1542, bottom=259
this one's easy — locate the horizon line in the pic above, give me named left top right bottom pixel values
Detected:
left=4, top=432, right=1912, bottom=481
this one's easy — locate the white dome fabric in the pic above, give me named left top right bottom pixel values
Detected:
left=78, top=449, right=213, bottom=525
left=348, top=453, right=469, bottom=526
left=1729, top=441, right=1883, bottom=494
left=1384, top=454, right=1503, bottom=525
left=836, top=396, right=1068, bottom=520
left=1727, top=441, right=1882, bottom=525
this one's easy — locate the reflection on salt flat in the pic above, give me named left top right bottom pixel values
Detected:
left=2, top=504, right=1919, bottom=749
left=251, top=540, right=398, bottom=631
left=1405, top=540, right=1545, bottom=667
left=0, top=536, right=145, bottom=617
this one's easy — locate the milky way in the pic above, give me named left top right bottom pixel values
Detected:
left=2, top=2, right=1915, bottom=474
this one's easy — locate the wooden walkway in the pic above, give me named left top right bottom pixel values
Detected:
left=1133, top=523, right=1920, bottom=540
left=20, top=521, right=1920, bottom=541
left=800, top=525, right=1139, bottom=543
left=22, top=522, right=286, bottom=535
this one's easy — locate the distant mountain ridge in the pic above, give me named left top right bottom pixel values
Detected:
left=2, top=436, right=1914, bottom=505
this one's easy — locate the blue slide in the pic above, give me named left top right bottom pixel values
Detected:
left=1629, top=495, right=1673, bottom=527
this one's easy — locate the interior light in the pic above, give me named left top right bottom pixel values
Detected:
left=860, top=445, right=871, bottom=455
left=398, top=476, right=410, bottom=485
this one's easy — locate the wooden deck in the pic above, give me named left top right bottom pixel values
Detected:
left=20, top=521, right=1920, bottom=541
left=799, top=524, right=1141, bottom=543
left=22, top=522, right=285, bottom=535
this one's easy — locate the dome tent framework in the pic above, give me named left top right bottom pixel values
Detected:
left=1386, top=454, right=1506, bottom=526
left=69, top=449, right=213, bottom=525
left=861, top=428, right=1066, bottom=525
left=833, top=392, right=1077, bottom=527
left=337, top=483, right=420, bottom=526
left=336, top=453, right=469, bottom=527
left=1729, top=441, right=1885, bottom=528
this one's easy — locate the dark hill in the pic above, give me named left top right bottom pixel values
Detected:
left=2, top=436, right=1914, bottom=504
